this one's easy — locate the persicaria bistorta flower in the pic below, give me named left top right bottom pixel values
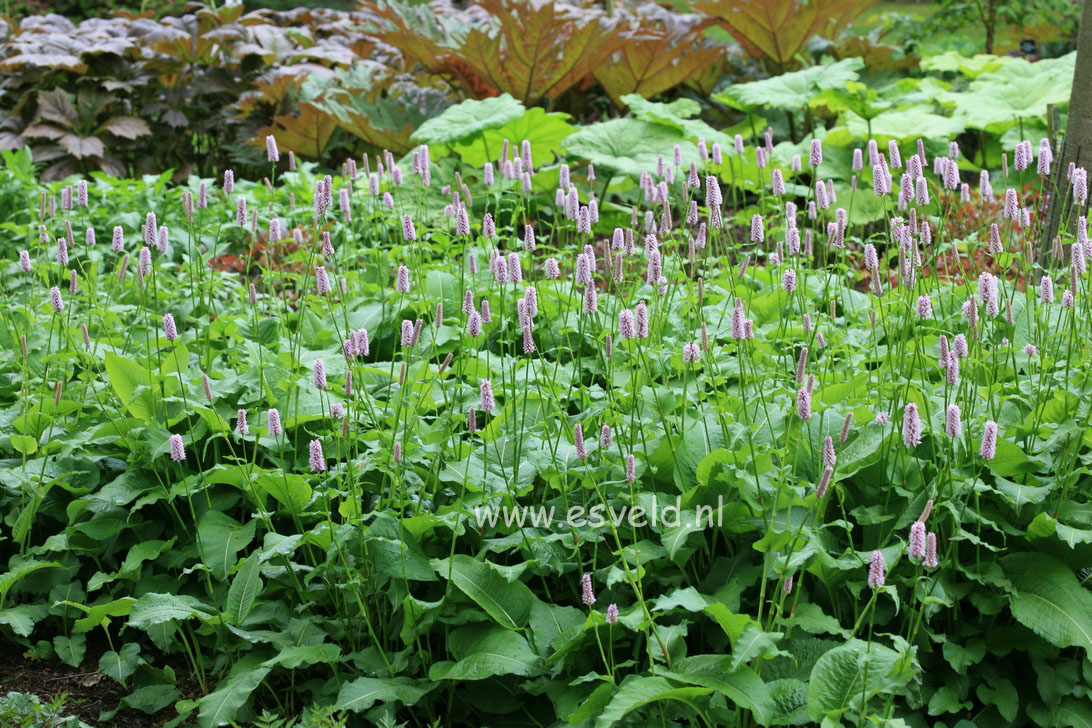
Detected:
left=49, top=286, right=64, bottom=313
left=313, top=359, right=328, bottom=390
left=574, top=424, right=587, bottom=460
left=796, top=386, right=812, bottom=421
left=581, top=573, right=595, bottom=605
left=868, top=549, right=885, bottom=589
left=480, top=379, right=495, bottom=413
left=316, top=266, right=331, bottom=295
left=916, top=295, right=933, bottom=319
left=396, top=265, right=410, bottom=293
left=903, top=402, right=921, bottom=448
left=163, top=313, right=178, bottom=341
left=266, top=135, right=280, bottom=162
left=909, top=520, right=926, bottom=560
left=309, top=439, right=325, bottom=472
left=267, top=408, right=282, bottom=436
left=980, top=420, right=998, bottom=460
left=682, top=343, right=700, bottom=362
left=236, top=409, right=249, bottom=435
left=606, top=603, right=618, bottom=624
left=168, top=433, right=185, bottom=462
left=924, top=533, right=939, bottom=568
left=945, top=404, right=961, bottom=437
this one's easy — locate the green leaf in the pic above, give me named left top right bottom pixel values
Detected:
left=411, top=93, right=525, bottom=146
left=67, top=597, right=137, bottom=633
left=198, top=510, right=257, bottom=581
left=428, top=624, right=539, bottom=680
left=0, top=560, right=62, bottom=603
left=99, top=642, right=141, bottom=684
left=446, top=107, right=574, bottom=168
left=595, top=675, right=713, bottom=728
left=806, top=639, right=913, bottom=721
left=563, top=118, right=695, bottom=178
left=260, top=643, right=340, bottom=669
left=127, top=593, right=212, bottom=629
left=196, top=665, right=270, bottom=728
left=1003, top=552, right=1092, bottom=655
left=104, top=351, right=155, bottom=423
left=721, top=59, right=864, bottom=110
left=53, top=633, right=86, bottom=667
left=665, top=655, right=775, bottom=725
left=835, top=107, right=966, bottom=144
left=225, top=554, right=262, bottom=625
left=10, top=434, right=38, bottom=455
left=334, top=676, right=435, bottom=714
left=436, top=554, right=534, bottom=630
left=0, top=604, right=48, bottom=637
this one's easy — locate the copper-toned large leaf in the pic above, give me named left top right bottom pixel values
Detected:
left=58, top=134, right=105, bottom=160
left=690, top=0, right=879, bottom=69
left=36, top=90, right=80, bottom=128
left=98, top=116, right=152, bottom=139
left=594, top=25, right=724, bottom=107
left=261, top=102, right=339, bottom=159
left=371, top=0, right=635, bottom=105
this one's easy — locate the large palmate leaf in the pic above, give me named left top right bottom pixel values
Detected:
left=372, top=0, right=633, bottom=104
left=623, top=94, right=733, bottom=149
left=594, top=25, right=723, bottom=107
left=951, top=73, right=1073, bottom=130
left=442, top=108, right=574, bottom=168
left=412, top=93, right=525, bottom=146
left=830, top=107, right=966, bottom=144
left=691, top=0, right=878, bottom=68
left=261, top=102, right=338, bottom=159
left=563, top=118, right=695, bottom=178
left=721, top=58, right=864, bottom=110
left=1003, top=552, right=1092, bottom=654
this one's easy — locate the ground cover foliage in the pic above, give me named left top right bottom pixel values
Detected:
left=1, top=44, right=1092, bottom=728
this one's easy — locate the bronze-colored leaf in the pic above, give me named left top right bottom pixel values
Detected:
left=98, top=116, right=152, bottom=139
left=58, top=134, right=106, bottom=160
left=595, top=24, right=725, bottom=107
left=262, top=101, right=338, bottom=159
left=22, top=124, right=66, bottom=140
left=35, top=90, right=80, bottom=128
left=691, top=0, right=879, bottom=69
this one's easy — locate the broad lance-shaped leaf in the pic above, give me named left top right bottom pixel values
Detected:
left=224, top=553, right=262, bottom=625
left=335, top=676, right=436, bottom=714
left=127, top=593, right=214, bottom=629
left=432, top=554, right=533, bottom=629
left=594, top=676, right=713, bottom=728
left=1003, top=552, right=1092, bottom=654
left=197, top=665, right=270, bottom=728
left=806, top=638, right=915, bottom=722
left=412, top=94, right=525, bottom=146
left=198, top=510, right=256, bottom=581
left=428, top=624, right=539, bottom=680
left=661, top=655, right=775, bottom=725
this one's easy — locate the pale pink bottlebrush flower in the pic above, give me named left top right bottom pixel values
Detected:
left=313, top=359, right=328, bottom=390
left=49, top=286, right=64, bottom=313
left=163, top=313, right=178, bottom=341
left=574, top=424, right=587, bottom=460
left=606, top=603, right=618, bottom=624
left=980, top=421, right=998, bottom=460
left=903, top=403, right=922, bottom=448
left=236, top=410, right=249, bottom=435
left=946, top=404, right=961, bottom=437
left=309, top=439, right=325, bottom=472
left=169, top=434, right=185, bottom=462
left=480, top=380, right=495, bottom=413
left=868, top=550, right=885, bottom=589
left=396, top=265, right=410, bottom=293
left=796, top=386, right=812, bottom=420
left=909, top=520, right=926, bottom=560
left=266, top=135, right=279, bottom=162
left=268, top=408, right=283, bottom=436
left=581, top=573, right=595, bottom=606
left=924, top=533, right=939, bottom=568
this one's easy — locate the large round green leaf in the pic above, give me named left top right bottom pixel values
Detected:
left=411, top=93, right=525, bottom=146
left=563, top=118, right=696, bottom=178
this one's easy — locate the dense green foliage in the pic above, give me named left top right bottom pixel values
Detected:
left=1, top=30, right=1092, bottom=728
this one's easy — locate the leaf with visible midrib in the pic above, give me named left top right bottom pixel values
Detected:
left=1004, top=552, right=1092, bottom=654
left=440, top=554, right=533, bottom=629
left=334, top=676, right=434, bottom=713
left=594, top=676, right=713, bottom=728
left=225, top=554, right=262, bottom=625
